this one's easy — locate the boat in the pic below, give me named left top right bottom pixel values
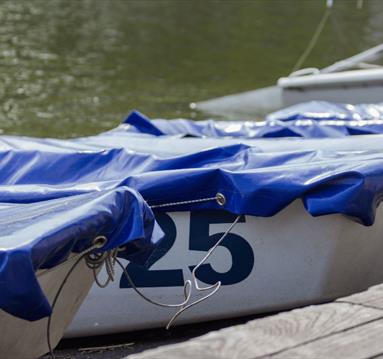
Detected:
left=67, top=200, right=383, bottom=336
left=192, top=43, right=383, bottom=118
left=57, top=105, right=383, bottom=337
left=0, top=186, right=163, bottom=358
left=2, top=104, right=383, bottom=341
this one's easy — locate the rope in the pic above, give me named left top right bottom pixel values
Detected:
left=47, top=192, right=236, bottom=357
left=36, top=236, right=108, bottom=278
left=291, top=4, right=332, bottom=73
left=85, top=249, right=117, bottom=288
left=116, top=214, right=241, bottom=329
left=150, top=193, right=226, bottom=209
left=47, top=236, right=108, bottom=359
left=166, top=215, right=241, bottom=328
left=115, top=258, right=192, bottom=308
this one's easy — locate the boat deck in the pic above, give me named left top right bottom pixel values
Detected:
left=127, top=283, right=383, bottom=359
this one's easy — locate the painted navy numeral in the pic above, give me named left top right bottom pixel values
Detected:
left=120, top=211, right=254, bottom=288
left=189, top=211, right=254, bottom=285
left=120, top=212, right=184, bottom=287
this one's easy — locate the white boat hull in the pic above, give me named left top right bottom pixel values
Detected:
left=0, top=256, right=96, bottom=359
left=194, top=68, right=383, bottom=117
left=67, top=200, right=383, bottom=337
left=282, top=83, right=383, bottom=109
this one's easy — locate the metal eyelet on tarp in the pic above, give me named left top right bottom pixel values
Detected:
left=216, top=192, right=226, bottom=206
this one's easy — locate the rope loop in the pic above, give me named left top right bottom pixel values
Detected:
left=115, top=214, right=241, bottom=329
left=47, top=198, right=239, bottom=358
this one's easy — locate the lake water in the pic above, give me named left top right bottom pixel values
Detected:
left=1, top=0, right=382, bottom=137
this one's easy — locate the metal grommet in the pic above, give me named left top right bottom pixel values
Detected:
left=216, top=193, right=226, bottom=206
left=93, top=235, right=108, bottom=249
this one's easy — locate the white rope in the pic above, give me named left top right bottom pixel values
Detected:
left=85, top=249, right=117, bottom=288
left=92, top=193, right=237, bottom=328
left=150, top=193, right=226, bottom=209
left=166, top=215, right=241, bottom=328
left=47, top=236, right=109, bottom=359
left=115, top=258, right=192, bottom=308
left=115, top=215, right=241, bottom=329
left=47, top=192, right=239, bottom=359
left=36, top=236, right=108, bottom=278
left=357, top=0, right=364, bottom=9
left=291, top=4, right=332, bottom=73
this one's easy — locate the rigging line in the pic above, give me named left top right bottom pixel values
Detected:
left=166, top=215, right=242, bottom=329
left=115, top=257, right=192, bottom=308
left=150, top=193, right=225, bottom=209
left=330, top=10, right=352, bottom=51
left=36, top=240, right=106, bottom=278
left=291, top=5, right=332, bottom=73
left=115, top=214, right=241, bottom=329
left=47, top=255, right=84, bottom=359
left=47, top=236, right=108, bottom=359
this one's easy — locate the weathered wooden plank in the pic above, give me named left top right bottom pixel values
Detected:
left=338, top=284, right=383, bottom=310
left=271, top=317, right=383, bottom=359
left=126, top=302, right=382, bottom=359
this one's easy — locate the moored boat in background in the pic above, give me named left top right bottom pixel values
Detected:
left=192, top=44, right=383, bottom=118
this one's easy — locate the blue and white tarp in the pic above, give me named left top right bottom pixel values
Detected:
left=0, top=188, right=163, bottom=320
left=2, top=101, right=383, bottom=320
left=122, top=101, right=383, bottom=138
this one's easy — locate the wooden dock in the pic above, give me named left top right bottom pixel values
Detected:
left=127, top=283, right=383, bottom=359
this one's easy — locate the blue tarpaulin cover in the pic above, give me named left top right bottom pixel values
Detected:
left=2, top=101, right=383, bottom=320
left=122, top=101, right=383, bottom=138
left=0, top=185, right=163, bottom=320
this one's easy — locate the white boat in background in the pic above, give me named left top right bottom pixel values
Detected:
left=192, top=43, right=383, bottom=118
left=67, top=199, right=383, bottom=337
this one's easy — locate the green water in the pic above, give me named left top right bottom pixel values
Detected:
left=0, top=0, right=382, bottom=138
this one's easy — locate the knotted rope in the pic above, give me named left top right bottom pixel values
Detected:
left=48, top=193, right=239, bottom=357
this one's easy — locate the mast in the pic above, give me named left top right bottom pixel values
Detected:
left=321, top=43, right=383, bottom=73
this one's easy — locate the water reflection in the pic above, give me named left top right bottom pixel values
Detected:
left=0, top=0, right=381, bottom=137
